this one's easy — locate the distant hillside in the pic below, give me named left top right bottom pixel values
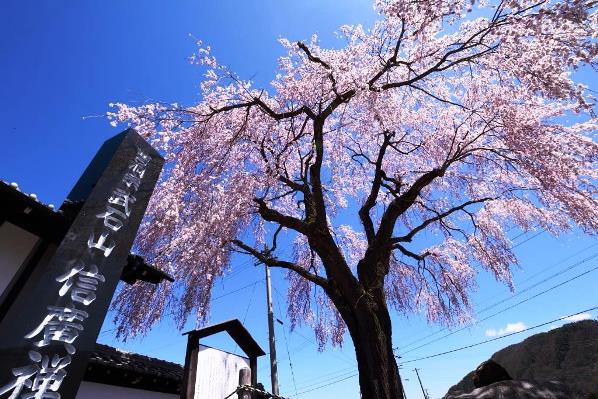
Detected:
left=446, top=320, right=598, bottom=396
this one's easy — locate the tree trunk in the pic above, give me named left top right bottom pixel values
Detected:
left=340, top=295, right=405, bottom=399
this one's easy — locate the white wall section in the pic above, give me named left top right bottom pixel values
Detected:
left=195, top=345, right=250, bottom=399
left=76, top=381, right=179, bottom=399
left=0, top=222, right=39, bottom=297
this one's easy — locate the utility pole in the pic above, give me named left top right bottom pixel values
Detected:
left=265, top=265, right=279, bottom=395
left=397, top=358, right=407, bottom=399
left=414, top=368, right=429, bottom=399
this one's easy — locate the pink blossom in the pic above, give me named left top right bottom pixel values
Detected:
left=108, top=0, right=597, bottom=347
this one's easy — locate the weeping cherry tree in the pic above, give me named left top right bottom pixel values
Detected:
left=108, top=1, right=597, bottom=397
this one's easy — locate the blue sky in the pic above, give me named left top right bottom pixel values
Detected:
left=1, top=1, right=597, bottom=398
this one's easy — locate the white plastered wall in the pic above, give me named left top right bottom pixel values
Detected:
left=76, top=381, right=179, bottom=399
left=0, top=222, right=39, bottom=297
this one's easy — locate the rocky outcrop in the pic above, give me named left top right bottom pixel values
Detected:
left=445, top=320, right=598, bottom=397
left=444, top=380, right=575, bottom=399
left=472, top=360, right=512, bottom=388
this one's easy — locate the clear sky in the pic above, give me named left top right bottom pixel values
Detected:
left=1, top=1, right=597, bottom=398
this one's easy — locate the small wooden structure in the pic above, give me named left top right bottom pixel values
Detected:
left=181, top=319, right=265, bottom=399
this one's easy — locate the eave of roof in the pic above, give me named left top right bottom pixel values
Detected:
left=0, top=180, right=69, bottom=244
left=0, top=180, right=174, bottom=285
left=184, top=319, right=266, bottom=358
left=84, top=343, right=183, bottom=395
left=121, top=254, right=175, bottom=285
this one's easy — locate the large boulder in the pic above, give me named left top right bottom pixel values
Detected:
left=444, top=380, right=575, bottom=399
left=446, top=320, right=598, bottom=397
left=472, top=360, right=512, bottom=388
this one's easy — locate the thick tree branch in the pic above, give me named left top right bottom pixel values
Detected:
left=254, top=197, right=310, bottom=234
left=359, top=131, right=393, bottom=244
left=368, top=17, right=407, bottom=88
left=308, top=119, right=329, bottom=227
left=376, top=167, right=447, bottom=245
left=371, top=3, right=540, bottom=93
left=231, top=239, right=329, bottom=288
left=297, top=42, right=332, bottom=69
left=392, top=197, right=495, bottom=243
left=393, top=244, right=429, bottom=262
left=302, top=118, right=364, bottom=302
left=297, top=41, right=341, bottom=96
left=205, top=97, right=316, bottom=121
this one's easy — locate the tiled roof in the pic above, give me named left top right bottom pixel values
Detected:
left=0, top=180, right=174, bottom=285
left=84, top=343, right=183, bottom=394
left=0, top=180, right=57, bottom=210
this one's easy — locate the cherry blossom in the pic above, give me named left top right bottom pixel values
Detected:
left=108, top=1, right=596, bottom=397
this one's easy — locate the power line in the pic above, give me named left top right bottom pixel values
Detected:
left=287, top=252, right=598, bottom=395
left=395, top=246, right=598, bottom=353
left=282, top=366, right=358, bottom=396
left=397, top=260, right=598, bottom=356
left=272, top=286, right=356, bottom=366
left=213, top=278, right=265, bottom=301
left=223, top=248, right=288, bottom=282
left=104, top=280, right=263, bottom=354
left=400, top=305, right=598, bottom=364
left=100, top=248, right=288, bottom=338
left=476, top=251, right=598, bottom=315
left=289, top=303, right=598, bottom=397
left=510, top=230, right=544, bottom=249
left=273, top=280, right=298, bottom=397
left=288, top=246, right=596, bottom=396
left=98, top=278, right=265, bottom=338
left=96, top=253, right=260, bottom=339
left=285, top=368, right=359, bottom=396
left=232, top=279, right=261, bottom=355
left=265, top=285, right=359, bottom=396
left=396, top=229, right=550, bottom=351
left=218, top=257, right=259, bottom=282
left=294, top=242, right=595, bottom=396
left=476, top=241, right=598, bottom=308
left=293, top=372, right=359, bottom=397
left=242, top=280, right=260, bottom=324
left=288, top=244, right=596, bottom=395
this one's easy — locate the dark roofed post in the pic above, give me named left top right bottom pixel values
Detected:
left=182, top=330, right=201, bottom=399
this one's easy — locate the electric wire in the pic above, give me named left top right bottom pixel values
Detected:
left=212, top=278, right=266, bottom=301
left=396, top=229, right=547, bottom=351
left=400, top=305, right=598, bottom=364
left=272, top=286, right=356, bottom=366
left=395, top=241, right=597, bottom=352
left=99, top=248, right=287, bottom=338
left=291, top=240, right=596, bottom=395
left=232, top=279, right=261, bottom=355
left=475, top=241, right=597, bottom=308
left=289, top=252, right=598, bottom=393
left=257, top=288, right=354, bottom=377
left=242, top=280, right=260, bottom=325
left=273, top=283, right=299, bottom=398
left=475, top=250, right=598, bottom=315
left=289, top=305, right=598, bottom=396
left=293, top=372, right=359, bottom=397
left=282, top=365, right=357, bottom=396
left=396, top=259, right=598, bottom=356
left=97, top=278, right=265, bottom=337
left=510, top=230, right=544, bottom=248
left=284, top=367, right=359, bottom=396
left=284, top=240, right=595, bottom=394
